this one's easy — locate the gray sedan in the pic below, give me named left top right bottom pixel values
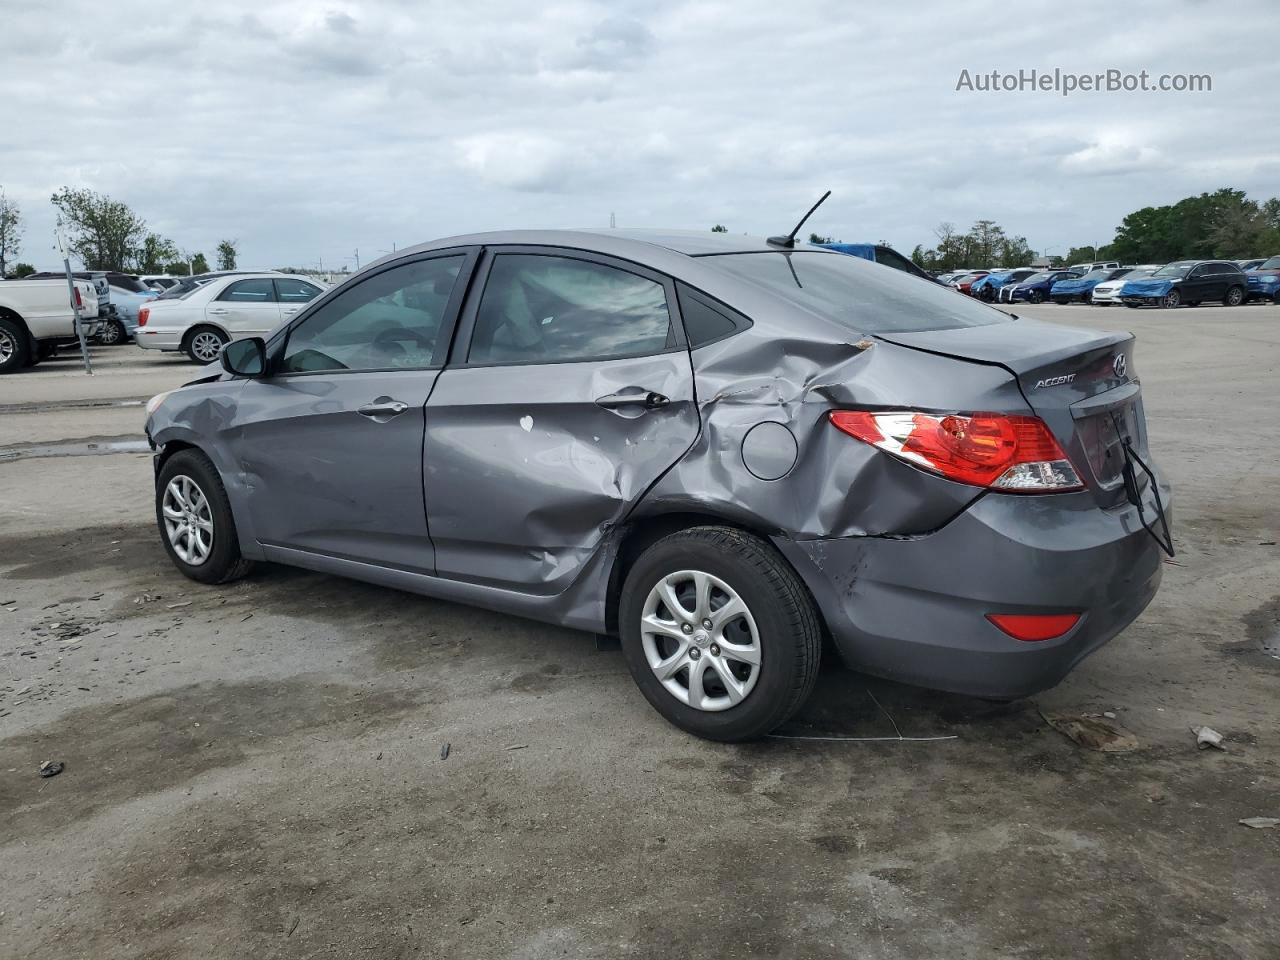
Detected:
left=144, top=229, right=1171, bottom=741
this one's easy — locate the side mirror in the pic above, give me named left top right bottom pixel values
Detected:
left=220, top=337, right=267, bottom=378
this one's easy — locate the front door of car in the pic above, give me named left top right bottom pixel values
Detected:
left=423, top=248, right=699, bottom=593
left=207, top=278, right=284, bottom=338
left=273, top=277, right=324, bottom=326
left=1184, top=264, right=1214, bottom=301
left=231, top=250, right=477, bottom=572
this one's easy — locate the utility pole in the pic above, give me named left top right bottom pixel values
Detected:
left=354, top=248, right=360, bottom=270
left=609, top=212, right=616, bottom=228
left=55, top=227, right=92, bottom=375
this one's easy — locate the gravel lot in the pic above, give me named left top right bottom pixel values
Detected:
left=2, top=303, right=1278, bottom=960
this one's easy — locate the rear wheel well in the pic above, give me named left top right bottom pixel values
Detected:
left=605, top=511, right=787, bottom=636
left=0, top=306, right=31, bottom=341
left=182, top=323, right=227, bottom=347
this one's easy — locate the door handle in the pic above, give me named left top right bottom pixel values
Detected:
left=595, top=390, right=670, bottom=411
left=208, top=308, right=228, bottom=316
left=358, top=397, right=409, bottom=419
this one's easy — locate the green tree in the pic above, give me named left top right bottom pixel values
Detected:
left=710, top=224, right=728, bottom=233
left=216, top=239, right=238, bottom=270
left=190, top=252, right=210, bottom=274
left=134, top=233, right=181, bottom=273
left=808, top=232, right=835, bottom=244
left=8, top=262, right=36, bottom=279
left=163, top=260, right=191, bottom=276
left=51, top=187, right=147, bottom=270
left=1064, top=246, right=1098, bottom=265
left=0, top=187, right=23, bottom=277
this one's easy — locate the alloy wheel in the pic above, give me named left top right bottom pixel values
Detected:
left=99, top=320, right=125, bottom=345
left=162, top=475, right=214, bottom=565
left=190, top=331, right=224, bottom=362
left=640, top=570, right=761, bottom=711
left=0, top=328, right=16, bottom=364
left=1163, top=290, right=1181, bottom=308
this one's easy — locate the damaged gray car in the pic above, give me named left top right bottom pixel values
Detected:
left=145, top=228, right=1172, bottom=741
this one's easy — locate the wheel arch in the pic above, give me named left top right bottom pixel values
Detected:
left=603, top=506, right=797, bottom=637
left=182, top=322, right=230, bottom=347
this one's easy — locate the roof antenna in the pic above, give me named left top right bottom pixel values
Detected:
left=767, top=190, right=831, bottom=248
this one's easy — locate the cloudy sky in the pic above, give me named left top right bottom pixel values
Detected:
left=3, top=0, right=1278, bottom=270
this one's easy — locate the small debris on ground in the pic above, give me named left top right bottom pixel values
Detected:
left=1239, top=817, right=1279, bottom=829
left=167, top=601, right=192, bottom=610
left=440, top=743, right=451, bottom=760
left=1043, top=712, right=1140, bottom=753
left=505, top=743, right=529, bottom=751
left=1192, top=725, right=1226, bottom=750
left=39, top=760, right=64, bottom=778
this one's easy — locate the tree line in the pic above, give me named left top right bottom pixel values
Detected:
left=0, top=186, right=239, bottom=279
left=908, top=187, right=1280, bottom=272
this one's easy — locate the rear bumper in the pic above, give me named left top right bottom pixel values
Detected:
left=777, top=481, right=1170, bottom=699
left=135, top=328, right=183, bottom=351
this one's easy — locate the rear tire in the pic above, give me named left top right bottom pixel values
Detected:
left=0, top=318, right=31, bottom=373
left=155, top=449, right=254, bottom=585
left=1163, top=289, right=1181, bottom=308
left=98, top=318, right=128, bottom=345
left=184, top=326, right=227, bottom=364
left=1030, top=290, right=1045, bottom=304
left=619, top=526, right=821, bottom=742
left=1224, top=286, right=1244, bottom=306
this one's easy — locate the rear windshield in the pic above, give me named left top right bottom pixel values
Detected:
left=702, top=251, right=1009, bottom=334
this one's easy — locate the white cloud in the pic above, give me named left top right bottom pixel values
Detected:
left=1, top=0, right=1277, bottom=270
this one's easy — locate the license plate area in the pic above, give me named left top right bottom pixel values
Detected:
left=1076, top=401, right=1142, bottom=489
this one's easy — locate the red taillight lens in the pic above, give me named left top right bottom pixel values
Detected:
left=986, top=613, right=1081, bottom=641
left=138, top=306, right=149, bottom=328
left=829, top=410, right=1083, bottom=492
left=73, top=287, right=83, bottom=308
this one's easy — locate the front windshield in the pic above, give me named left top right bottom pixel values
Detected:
left=1259, top=256, right=1280, bottom=270
left=1020, top=272, right=1050, bottom=283
left=1152, top=261, right=1196, bottom=278
left=704, top=251, right=1010, bottom=334
left=1081, top=270, right=1110, bottom=281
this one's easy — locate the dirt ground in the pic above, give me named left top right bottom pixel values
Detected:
left=1, top=303, right=1277, bottom=960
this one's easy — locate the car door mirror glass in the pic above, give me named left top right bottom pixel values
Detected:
left=221, top=337, right=267, bottom=377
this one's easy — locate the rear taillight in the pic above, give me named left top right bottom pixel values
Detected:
left=829, top=410, right=1084, bottom=492
left=73, top=287, right=83, bottom=308
left=138, top=306, right=149, bottom=327
left=986, top=613, right=1081, bottom=641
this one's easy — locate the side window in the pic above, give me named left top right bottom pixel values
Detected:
left=217, top=278, right=276, bottom=302
left=275, top=278, right=322, bottom=303
left=676, top=283, right=748, bottom=348
left=1188, top=264, right=1208, bottom=278
left=280, top=256, right=463, bottom=373
left=468, top=254, right=673, bottom=364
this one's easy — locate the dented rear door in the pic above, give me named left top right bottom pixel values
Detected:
left=423, top=247, right=698, bottom=594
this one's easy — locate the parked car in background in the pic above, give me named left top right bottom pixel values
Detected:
left=152, top=270, right=282, bottom=301
left=970, top=268, right=1037, bottom=302
left=1069, top=261, right=1120, bottom=274
left=144, top=228, right=1169, bottom=740
left=1091, top=267, right=1160, bottom=305
left=1245, top=255, right=1280, bottom=303
left=1120, top=260, right=1248, bottom=308
left=951, top=271, right=990, bottom=295
left=1000, top=270, right=1081, bottom=304
left=1237, top=258, right=1266, bottom=272
left=95, top=275, right=159, bottom=344
left=1049, top=267, right=1135, bottom=304
left=141, top=275, right=180, bottom=291
left=136, top=273, right=324, bottom=362
left=819, top=243, right=940, bottom=283
left=0, top=277, right=99, bottom=373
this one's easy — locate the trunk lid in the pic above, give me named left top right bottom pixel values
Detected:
left=875, top=318, right=1147, bottom=507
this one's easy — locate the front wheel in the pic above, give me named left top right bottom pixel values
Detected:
left=156, top=449, right=254, bottom=585
left=619, top=526, right=821, bottom=741
left=1224, top=286, right=1244, bottom=306
left=1163, top=289, right=1181, bottom=308
left=1029, top=290, right=1045, bottom=304
left=184, top=326, right=228, bottom=364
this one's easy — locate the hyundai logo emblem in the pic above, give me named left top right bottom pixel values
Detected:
left=1113, top=353, right=1127, bottom=378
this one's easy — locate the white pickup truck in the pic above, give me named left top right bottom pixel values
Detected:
left=0, top=278, right=100, bottom=374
